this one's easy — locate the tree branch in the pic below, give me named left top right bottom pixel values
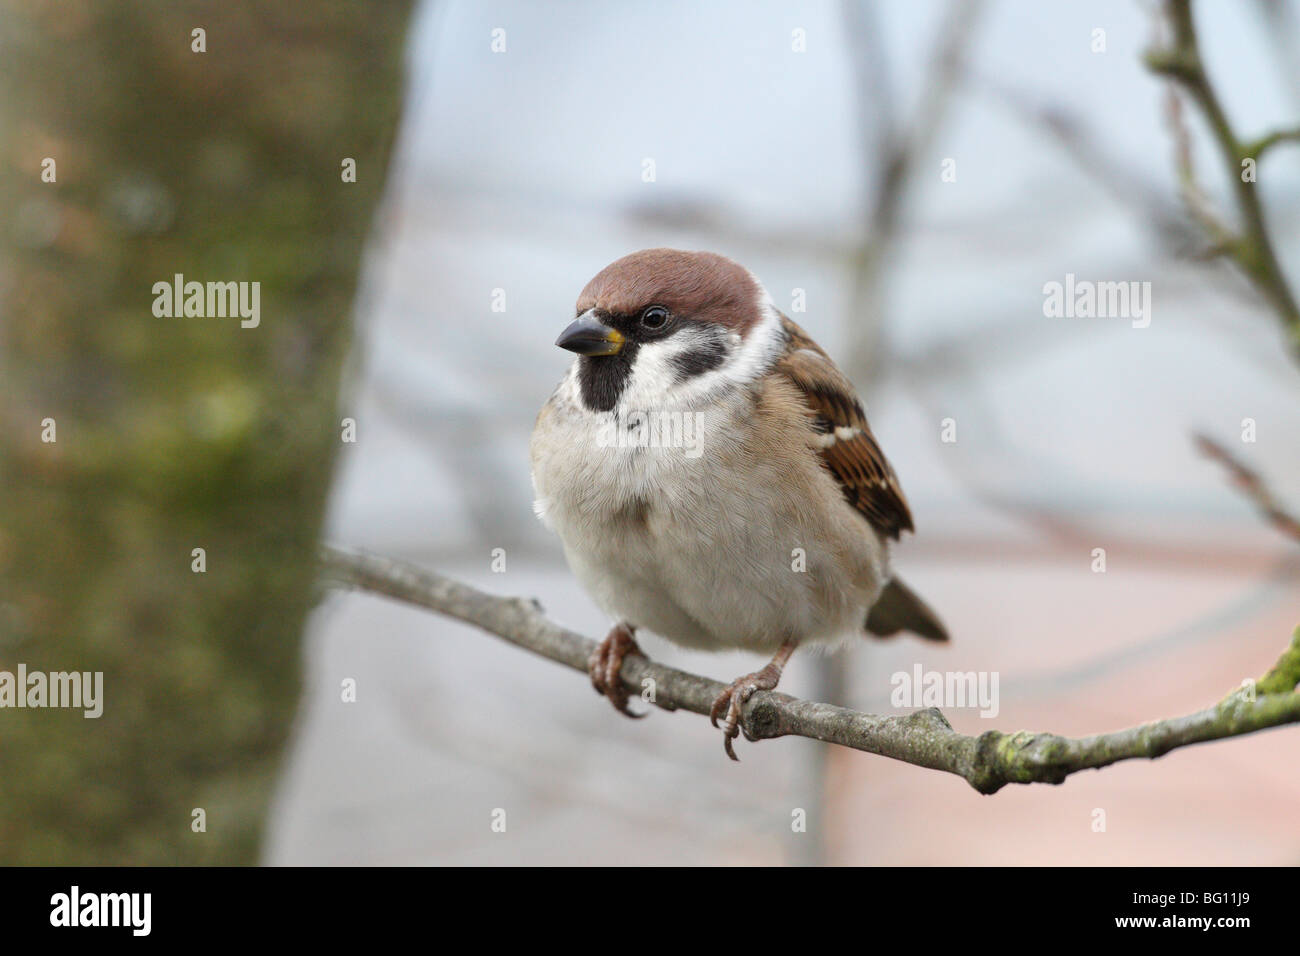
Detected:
left=318, top=545, right=1300, bottom=795
left=1195, top=433, right=1300, bottom=545
left=1146, top=0, right=1300, bottom=356
left=1241, top=125, right=1300, bottom=161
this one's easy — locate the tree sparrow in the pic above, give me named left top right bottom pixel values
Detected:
left=530, top=249, right=947, bottom=759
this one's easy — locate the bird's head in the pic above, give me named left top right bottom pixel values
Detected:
left=556, top=248, right=781, bottom=413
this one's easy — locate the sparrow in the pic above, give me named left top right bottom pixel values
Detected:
left=530, top=248, right=947, bottom=759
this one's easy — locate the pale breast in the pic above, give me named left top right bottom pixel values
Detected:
left=530, top=376, right=889, bottom=652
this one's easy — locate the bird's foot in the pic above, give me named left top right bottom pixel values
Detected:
left=710, top=641, right=797, bottom=761
left=589, top=622, right=645, bottom=718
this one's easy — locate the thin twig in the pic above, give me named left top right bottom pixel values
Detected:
left=841, top=0, right=986, bottom=384
left=979, top=76, right=1205, bottom=258
left=1195, top=432, right=1300, bottom=545
left=1146, top=0, right=1300, bottom=355
left=318, top=545, right=1300, bottom=795
left=1242, top=125, right=1300, bottom=161
left=1163, top=81, right=1235, bottom=248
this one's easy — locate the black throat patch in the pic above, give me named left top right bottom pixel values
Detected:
left=577, top=343, right=640, bottom=412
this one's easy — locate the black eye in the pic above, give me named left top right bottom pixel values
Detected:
left=640, top=305, right=670, bottom=330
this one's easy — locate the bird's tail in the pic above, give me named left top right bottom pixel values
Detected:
left=864, top=576, right=949, bottom=643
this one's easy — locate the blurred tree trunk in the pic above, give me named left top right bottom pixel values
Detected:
left=0, top=0, right=414, bottom=863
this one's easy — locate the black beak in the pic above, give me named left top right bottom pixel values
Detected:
left=555, top=314, right=624, bottom=356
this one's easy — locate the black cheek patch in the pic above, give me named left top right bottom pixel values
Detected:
left=670, top=340, right=728, bottom=381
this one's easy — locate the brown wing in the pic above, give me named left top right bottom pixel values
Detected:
left=774, top=315, right=914, bottom=540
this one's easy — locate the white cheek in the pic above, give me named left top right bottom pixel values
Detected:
left=620, top=341, right=683, bottom=409
left=591, top=282, right=785, bottom=413
left=626, top=295, right=784, bottom=409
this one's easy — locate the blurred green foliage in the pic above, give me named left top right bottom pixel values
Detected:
left=0, top=0, right=413, bottom=863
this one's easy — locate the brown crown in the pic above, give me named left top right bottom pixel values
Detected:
left=576, top=249, right=763, bottom=333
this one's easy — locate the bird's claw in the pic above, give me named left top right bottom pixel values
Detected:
left=588, top=623, right=645, bottom=718
left=710, top=667, right=781, bottom=761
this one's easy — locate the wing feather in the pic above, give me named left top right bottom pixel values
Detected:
left=774, top=316, right=914, bottom=540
